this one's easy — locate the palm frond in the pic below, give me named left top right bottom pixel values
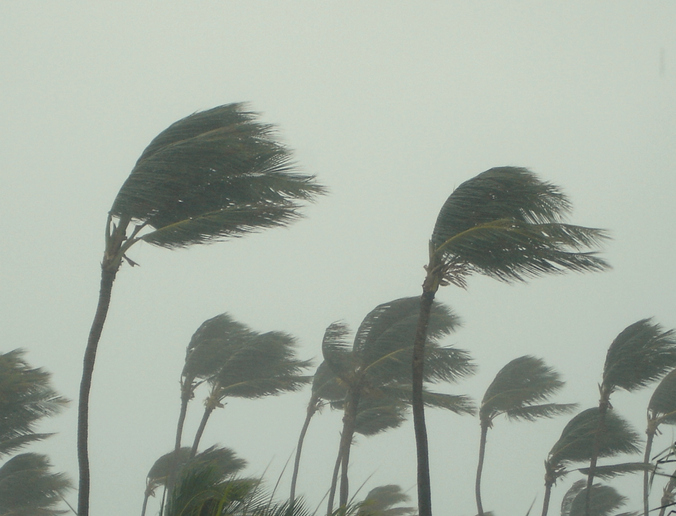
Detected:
left=504, top=403, right=578, bottom=423
left=429, top=167, right=609, bottom=284
left=311, top=361, right=348, bottom=403
left=648, top=368, right=676, bottom=425
left=357, top=485, right=416, bottom=516
left=548, top=408, right=642, bottom=468
left=354, top=398, right=408, bottom=436
left=576, top=461, right=651, bottom=479
left=560, top=480, right=628, bottom=516
left=602, top=318, right=676, bottom=393
left=321, top=322, right=355, bottom=384
left=480, top=355, right=569, bottom=424
left=110, top=103, right=326, bottom=249
left=381, top=385, right=476, bottom=416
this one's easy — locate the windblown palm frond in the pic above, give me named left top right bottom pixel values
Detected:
left=577, top=462, right=650, bottom=479
left=560, top=480, right=629, bottom=516
left=648, top=369, right=676, bottom=426
left=0, top=349, right=69, bottom=457
left=602, top=319, right=676, bottom=394
left=357, top=485, right=416, bottom=516
left=0, top=453, right=72, bottom=515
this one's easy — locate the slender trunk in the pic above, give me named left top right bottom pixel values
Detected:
left=541, top=462, right=556, bottom=516
left=643, top=427, right=656, bottom=516
left=339, top=389, right=361, bottom=507
left=78, top=267, right=118, bottom=516
left=585, top=396, right=609, bottom=516
left=658, top=467, right=676, bottom=516
left=475, top=422, right=489, bottom=516
left=412, top=270, right=438, bottom=516
left=165, top=381, right=193, bottom=503
left=327, top=440, right=344, bottom=515
left=290, top=397, right=319, bottom=504
left=141, top=491, right=150, bottom=516
left=190, top=406, right=214, bottom=458
left=540, top=481, right=553, bottom=516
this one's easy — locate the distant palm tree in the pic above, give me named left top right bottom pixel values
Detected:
left=586, top=319, right=676, bottom=515
left=0, top=349, right=68, bottom=457
left=410, top=167, right=609, bottom=516
left=187, top=315, right=311, bottom=457
left=356, top=485, right=416, bottom=516
left=475, top=356, right=576, bottom=515
left=643, top=369, right=676, bottom=516
left=0, top=452, right=72, bottom=515
left=323, top=297, right=475, bottom=512
left=560, top=480, right=629, bottom=516
left=541, top=407, right=641, bottom=516
left=77, top=103, right=325, bottom=516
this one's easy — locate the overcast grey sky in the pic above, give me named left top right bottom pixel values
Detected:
left=1, top=3, right=675, bottom=515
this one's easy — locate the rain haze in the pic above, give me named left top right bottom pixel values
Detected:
left=1, top=3, right=675, bottom=515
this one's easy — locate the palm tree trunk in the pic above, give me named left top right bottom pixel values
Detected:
left=327, top=441, right=344, bottom=515
left=190, top=406, right=214, bottom=458
left=165, top=383, right=193, bottom=501
left=141, top=491, right=150, bottom=516
left=78, top=267, right=118, bottom=516
left=540, top=462, right=556, bottom=516
left=475, top=422, right=489, bottom=516
left=412, top=268, right=440, bottom=516
left=540, top=481, right=553, bottom=516
left=644, top=427, right=656, bottom=516
left=339, top=389, right=361, bottom=508
left=585, top=396, right=609, bottom=516
left=290, top=398, right=319, bottom=504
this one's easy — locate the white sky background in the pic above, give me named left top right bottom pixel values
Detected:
left=1, top=2, right=675, bottom=515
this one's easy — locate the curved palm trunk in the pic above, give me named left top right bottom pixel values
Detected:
left=644, top=426, right=657, bottom=516
left=290, top=397, right=319, bottom=504
left=165, top=382, right=193, bottom=501
left=78, top=267, right=118, bottom=516
left=339, top=389, right=361, bottom=507
left=190, top=406, right=215, bottom=458
left=475, top=422, right=489, bottom=516
left=141, top=491, right=150, bottom=516
left=412, top=266, right=440, bottom=516
left=585, top=395, right=610, bottom=516
left=327, top=440, right=344, bottom=515
left=540, top=463, right=556, bottom=516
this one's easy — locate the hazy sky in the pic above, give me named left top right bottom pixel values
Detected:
left=1, top=3, right=675, bottom=515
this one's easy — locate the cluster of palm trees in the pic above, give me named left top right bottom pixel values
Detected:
left=64, top=101, right=674, bottom=516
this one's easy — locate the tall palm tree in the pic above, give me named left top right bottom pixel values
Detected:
left=78, top=103, right=325, bottom=516
left=323, top=297, right=475, bottom=512
left=541, top=408, right=641, bottom=516
left=188, top=315, right=311, bottom=457
left=560, top=480, right=629, bottom=516
left=410, top=167, right=609, bottom=516
left=586, top=319, right=676, bottom=515
left=0, top=452, right=72, bottom=516
left=475, top=356, right=576, bottom=516
left=0, top=349, right=68, bottom=457
left=644, top=369, right=676, bottom=516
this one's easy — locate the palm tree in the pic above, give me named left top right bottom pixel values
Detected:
left=475, top=356, right=576, bottom=515
left=323, top=297, right=475, bottom=512
left=586, top=319, right=676, bottom=515
left=0, top=452, right=72, bottom=515
left=0, top=349, right=68, bottom=457
left=643, top=369, right=676, bottom=515
left=187, top=315, right=311, bottom=457
left=357, top=485, right=416, bottom=516
left=541, top=407, right=641, bottom=516
left=410, top=167, right=609, bottom=516
left=78, top=103, right=325, bottom=516
left=560, top=480, right=630, bottom=516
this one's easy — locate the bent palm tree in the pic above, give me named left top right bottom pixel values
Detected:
left=475, top=356, right=576, bottom=516
left=560, top=480, right=629, bottom=516
left=357, top=484, right=416, bottom=516
left=411, top=167, right=609, bottom=516
left=78, top=103, right=325, bottom=516
left=586, top=319, right=676, bottom=515
left=323, top=297, right=475, bottom=512
left=0, top=349, right=68, bottom=457
left=541, top=407, right=641, bottom=516
left=644, top=369, right=676, bottom=516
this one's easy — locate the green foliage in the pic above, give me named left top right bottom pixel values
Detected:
left=356, top=485, right=416, bottom=516
left=0, top=349, right=68, bottom=457
left=560, top=480, right=631, bottom=516
left=110, top=103, right=326, bottom=250
left=648, top=368, right=676, bottom=426
left=602, top=319, right=676, bottom=394
left=429, top=167, right=609, bottom=287
left=0, top=452, right=72, bottom=515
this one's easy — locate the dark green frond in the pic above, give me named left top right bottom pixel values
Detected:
left=422, top=346, right=476, bottom=384
left=357, top=485, right=416, bottom=516
left=146, top=447, right=193, bottom=496
left=648, top=368, right=676, bottom=425
left=311, top=361, right=348, bottom=403
left=548, top=408, right=642, bottom=468
left=0, top=349, right=69, bottom=457
left=321, top=322, right=355, bottom=383
left=0, top=453, right=72, bottom=515
left=379, top=384, right=476, bottom=416
left=504, top=403, right=577, bottom=423
left=354, top=398, right=408, bottom=436
left=603, top=318, right=676, bottom=393
left=576, top=462, right=651, bottom=479
left=110, top=103, right=326, bottom=249
left=480, top=355, right=568, bottom=424
left=560, top=480, right=627, bottom=516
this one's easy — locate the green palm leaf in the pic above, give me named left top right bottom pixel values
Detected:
left=648, top=368, right=676, bottom=426
left=357, top=485, right=416, bottom=516
left=602, top=319, right=676, bottom=394
left=560, top=480, right=629, bottom=516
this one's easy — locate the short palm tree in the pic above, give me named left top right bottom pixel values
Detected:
left=356, top=485, right=416, bottom=516
left=541, top=407, right=641, bottom=516
left=78, top=103, right=325, bottom=516
left=187, top=315, right=311, bottom=458
left=0, top=349, right=68, bottom=457
left=560, top=480, right=630, bottom=516
left=410, top=167, right=609, bottom=516
left=0, top=452, right=72, bottom=515
left=475, top=356, right=576, bottom=515
left=323, top=297, right=475, bottom=512
left=586, top=319, right=676, bottom=515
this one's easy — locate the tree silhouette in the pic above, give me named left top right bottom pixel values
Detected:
left=409, top=167, right=609, bottom=516
left=78, top=103, right=325, bottom=516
